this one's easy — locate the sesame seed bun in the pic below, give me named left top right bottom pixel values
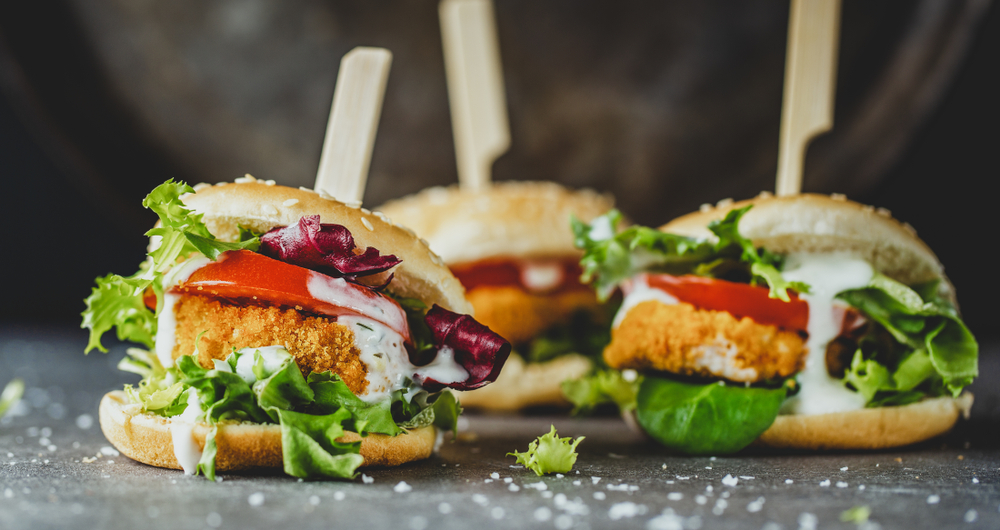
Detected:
left=756, top=393, right=973, bottom=450
left=659, top=193, right=969, bottom=450
left=660, top=193, right=954, bottom=301
left=376, top=182, right=615, bottom=265
left=182, top=179, right=472, bottom=314
left=99, top=391, right=436, bottom=471
left=457, top=353, right=593, bottom=411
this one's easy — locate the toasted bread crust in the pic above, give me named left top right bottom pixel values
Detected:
left=466, top=286, right=601, bottom=345
left=757, top=394, right=973, bottom=450
left=99, top=391, right=436, bottom=471
left=182, top=180, right=472, bottom=314
left=458, top=353, right=593, bottom=411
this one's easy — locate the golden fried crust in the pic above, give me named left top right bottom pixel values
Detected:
left=605, top=300, right=806, bottom=383
left=466, top=286, right=601, bottom=345
left=172, top=296, right=368, bottom=394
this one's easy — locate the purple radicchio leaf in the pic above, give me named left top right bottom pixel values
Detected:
left=415, top=305, right=512, bottom=392
left=259, top=215, right=401, bottom=279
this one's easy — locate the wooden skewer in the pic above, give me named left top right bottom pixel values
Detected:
left=314, top=47, right=393, bottom=204
left=439, top=0, right=511, bottom=192
left=775, top=0, right=842, bottom=196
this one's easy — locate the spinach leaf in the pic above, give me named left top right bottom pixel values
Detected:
left=838, top=273, right=977, bottom=395
left=636, top=376, right=786, bottom=455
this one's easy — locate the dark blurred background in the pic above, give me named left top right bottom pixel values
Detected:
left=1, top=0, right=997, bottom=341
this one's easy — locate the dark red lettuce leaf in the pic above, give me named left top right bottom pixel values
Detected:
left=260, top=215, right=400, bottom=279
left=416, top=305, right=511, bottom=392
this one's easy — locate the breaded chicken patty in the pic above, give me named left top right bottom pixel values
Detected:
left=466, top=286, right=601, bottom=345
left=172, top=295, right=368, bottom=394
left=604, top=300, right=806, bottom=383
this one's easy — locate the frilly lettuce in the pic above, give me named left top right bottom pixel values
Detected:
left=122, top=346, right=457, bottom=480
left=82, top=180, right=260, bottom=353
left=839, top=274, right=977, bottom=401
left=572, top=206, right=808, bottom=301
left=561, top=369, right=641, bottom=414
left=508, top=425, right=584, bottom=476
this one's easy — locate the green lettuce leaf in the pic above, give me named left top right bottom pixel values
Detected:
left=572, top=206, right=807, bottom=301
left=307, top=372, right=401, bottom=436
left=82, top=273, right=157, bottom=353
left=508, top=425, right=584, bottom=476
left=429, top=390, right=461, bottom=434
left=838, top=274, right=977, bottom=396
left=561, top=369, right=641, bottom=414
left=81, top=179, right=260, bottom=354
left=635, top=376, right=786, bottom=455
left=277, top=408, right=365, bottom=480
left=196, top=426, right=219, bottom=481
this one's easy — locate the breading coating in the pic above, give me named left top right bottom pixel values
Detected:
left=604, top=300, right=806, bottom=383
left=466, top=286, right=601, bottom=345
left=172, top=295, right=368, bottom=394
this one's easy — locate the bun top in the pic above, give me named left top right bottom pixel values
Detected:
left=661, top=193, right=954, bottom=300
left=182, top=179, right=472, bottom=314
left=377, top=181, right=614, bottom=265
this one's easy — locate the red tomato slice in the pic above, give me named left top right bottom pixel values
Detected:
left=451, top=258, right=589, bottom=294
left=635, top=273, right=810, bottom=332
left=172, top=250, right=410, bottom=339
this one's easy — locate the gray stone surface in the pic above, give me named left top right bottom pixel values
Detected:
left=2, top=325, right=998, bottom=529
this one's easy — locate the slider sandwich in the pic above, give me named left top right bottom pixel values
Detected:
left=82, top=178, right=510, bottom=479
left=379, top=182, right=615, bottom=411
left=570, top=193, right=977, bottom=453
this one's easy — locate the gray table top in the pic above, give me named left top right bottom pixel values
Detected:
left=2, top=324, right=998, bottom=530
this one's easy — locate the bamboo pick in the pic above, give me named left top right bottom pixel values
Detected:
left=314, top=47, right=393, bottom=204
left=775, top=0, right=842, bottom=196
left=439, top=0, right=511, bottom=192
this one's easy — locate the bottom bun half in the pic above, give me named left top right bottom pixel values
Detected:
left=99, top=391, right=436, bottom=471
left=458, top=353, right=593, bottom=411
left=755, top=394, right=973, bottom=450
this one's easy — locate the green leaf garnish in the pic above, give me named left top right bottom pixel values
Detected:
left=508, top=425, right=584, bottom=476
left=636, top=376, right=786, bottom=455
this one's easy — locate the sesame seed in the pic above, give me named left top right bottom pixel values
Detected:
left=876, top=207, right=892, bottom=217
left=361, top=218, right=374, bottom=231
left=262, top=204, right=278, bottom=216
left=282, top=199, right=299, bottom=207
left=192, top=183, right=211, bottom=191
left=298, top=187, right=317, bottom=194
left=819, top=480, right=831, bottom=487
left=345, top=200, right=362, bottom=209
left=830, top=193, right=846, bottom=201
left=361, top=208, right=372, bottom=215
left=318, top=189, right=336, bottom=201
left=393, top=481, right=412, bottom=493
left=438, top=502, right=452, bottom=514
left=264, top=180, right=275, bottom=186
left=699, top=203, right=713, bottom=212
left=716, top=198, right=734, bottom=208
left=964, top=509, right=978, bottom=523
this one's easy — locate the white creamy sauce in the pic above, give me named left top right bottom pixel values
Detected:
left=520, top=261, right=565, bottom=293
left=612, top=274, right=679, bottom=328
left=306, top=273, right=408, bottom=335
left=779, top=253, right=873, bottom=415
left=170, top=388, right=205, bottom=474
left=413, top=346, right=469, bottom=386
left=155, top=256, right=211, bottom=368
left=338, top=316, right=419, bottom=403
left=588, top=216, right=614, bottom=241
